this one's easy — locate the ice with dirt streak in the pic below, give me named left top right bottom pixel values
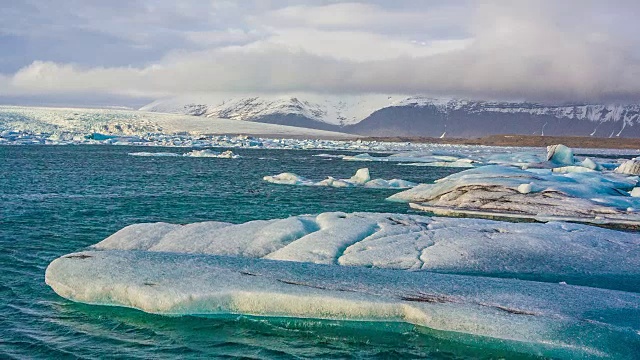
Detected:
left=388, top=165, right=640, bottom=224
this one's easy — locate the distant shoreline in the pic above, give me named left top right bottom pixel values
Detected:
left=361, top=135, right=640, bottom=150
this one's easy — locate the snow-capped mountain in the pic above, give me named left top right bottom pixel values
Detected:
left=141, top=95, right=640, bottom=138
left=140, top=94, right=409, bottom=126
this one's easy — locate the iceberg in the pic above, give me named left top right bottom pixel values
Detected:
left=615, top=159, right=640, bottom=175
left=262, top=172, right=313, bottom=186
left=85, top=213, right=640, bottom=291
left=127, top=149, right=239, bottom=158
left=546, top=144, right=575, bottom=165
left=388, top=165, right=640, bottom=226
left=263, top=168, right=417, bottom=189
left=342, top=152, right=479, bottom=168
left=183, top=149, right=239, bottom=158
left=46, top=212, right=640, bottom=359
left=128, top=152, right=181, bottom=157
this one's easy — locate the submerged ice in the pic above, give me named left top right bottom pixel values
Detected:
left=46, top=212, right=640, bottom=359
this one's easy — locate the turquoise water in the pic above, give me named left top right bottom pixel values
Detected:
left=2, top=145, right=539, bottom=359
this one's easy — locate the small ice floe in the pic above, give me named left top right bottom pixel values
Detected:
left=342, top=152, right=478, bottom=168
left=128, top=152, right=181, bottom=157
left=128, top=149, right=240, bottom=158
left=389, top=165, right=640, bottom=227
left=46, top=212, right=640, bottom=359
left=183, top=149, right=239, bottom=158
left=263, top=168, right=417, bottom=189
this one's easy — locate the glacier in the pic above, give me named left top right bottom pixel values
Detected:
left=46, top=212, right=640, bottom=359
left=140, top=94, right=640, bottom=138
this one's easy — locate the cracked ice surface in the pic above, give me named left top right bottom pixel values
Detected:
left=87, top=212, right=640, bottom=290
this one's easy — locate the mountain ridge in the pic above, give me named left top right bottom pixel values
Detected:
left=140, top=95, right=640, bottom=138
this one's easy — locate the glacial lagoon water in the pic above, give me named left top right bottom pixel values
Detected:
left=0, top=145, right=544, bottom=359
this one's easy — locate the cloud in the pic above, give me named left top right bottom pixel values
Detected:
left=2, top=1, right=640, bottom=103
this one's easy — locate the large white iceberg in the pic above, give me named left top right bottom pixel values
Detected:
left=264, top=168, right=417, bottom=189
left=86, top=212, right=640, bottom=291
left=389, top=165, right=640, bottom=226
left=45, top=212, right=640, bottom=358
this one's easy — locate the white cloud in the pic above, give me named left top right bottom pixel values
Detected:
left=2, top=1, right=640, bottom=103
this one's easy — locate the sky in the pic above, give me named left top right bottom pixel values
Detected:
left=1, top=0, right=640, bottom=107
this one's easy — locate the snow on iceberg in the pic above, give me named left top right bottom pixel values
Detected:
left=263, top=168, right=417, bottom=189
left=388, top=165, right=640, bottom=226
left=88, top=212, right=640, bottom=290
left=46, top=212, right=640, bottom=359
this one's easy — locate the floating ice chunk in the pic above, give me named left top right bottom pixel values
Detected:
left=364, top=179, right=418, bottom=188
left=615, top=160, right=640, bottom=175
left=128, top=152, right=181, bottom=157
left=46, top=249, right=640, bottom=359
left=342, top=152, right=478, bottom=167
left=349, top=168, right=371, bottom=184
left=315, top=177, right=353, bottom=187
left=183, top=149, right=239, bottom=158
left=546, top=144, right=574, bottom=165
left=312, top=153, right=344, bottom=158
left=264, top=168, right=417, bottom=189
left=397, top=160, right=475, bottom=168
left=631, top=187, right=640, bottom=197
left=342, top=153, right=376, bottom=161
left=263, top=173, right=313, bottom=186
left=580, top=157, right=602, bottom=171
left=517, top=183, right=532, bottom=194
left=389, top=165, right=640, bottom=226
left=552, top=166, right=595, bottom=173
